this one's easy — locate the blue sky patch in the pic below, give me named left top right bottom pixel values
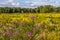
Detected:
left=0, top=0, right=60, bottom=8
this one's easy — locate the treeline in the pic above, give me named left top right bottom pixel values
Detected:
left=0, top=5, right=60, bottom=13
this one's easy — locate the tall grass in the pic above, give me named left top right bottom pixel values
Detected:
left=0, top=13, right=60, bottom=40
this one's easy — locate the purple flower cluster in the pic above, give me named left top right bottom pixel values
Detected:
left=4, top=27, right=13, bottom=36
left=27, top=32, right=32, bottom=37
left=30, top=16, right=35, bottom=19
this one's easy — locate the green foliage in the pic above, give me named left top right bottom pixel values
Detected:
left=0, top=5, right=60, bottom=13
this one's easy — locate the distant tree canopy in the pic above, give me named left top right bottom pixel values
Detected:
left=0, top=5, right=60, bottom=13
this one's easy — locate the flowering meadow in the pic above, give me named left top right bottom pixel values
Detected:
left=0, top=13, right=60, bottom=40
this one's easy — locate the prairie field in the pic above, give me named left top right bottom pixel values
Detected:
left=0, top=13, right=60, bottom=40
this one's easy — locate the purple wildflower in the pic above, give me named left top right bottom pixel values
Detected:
left=27, top=32, right=32, bottom=37
left=30, top=16, right=35, bottom=19
left=4, top=28, right=13, bottom=36
left=5, top=30, right=12, bottom=35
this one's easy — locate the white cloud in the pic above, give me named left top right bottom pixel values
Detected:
left=11, top=2, right=20, bottom=7
left=0, top=0, right=20, bottom=7
left=16, top=3, right=19, bottom=6
left=8, top=0, right=13, bottom=3
left=12, top=2, right=15, bottom=5
left=8, top=0, right=20, bottom=7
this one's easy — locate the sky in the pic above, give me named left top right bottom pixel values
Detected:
left=0, top=0, right=60, bottom=8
